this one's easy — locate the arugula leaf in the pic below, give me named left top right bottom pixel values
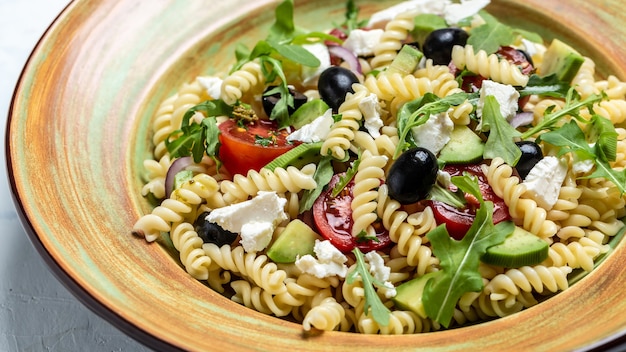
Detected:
left=299, top=155, right=334, bottom=213
left=538, top=120, right=594, bottom=158
left=428, top=183, right=467, bottom=209
left=520, top=88, right=605, bottom=139
left=467, top=13, right=515, bottom=54
left=518, top=74, right=572, bottom=98
left=267, top=0, right=296, bottom=43
left=347, top=248, right=391, bottom=327
left=331, top=150, right=362, bottom=197
left=539, top=119, right=626, bottom=195
left=589, top=114, right=618, bottom=162
left=423, top=175, right=514, bottom=327
left=480, top=95, right=522, bottom=166
left=394, top=92, right=471, bottom=159
left=232, top=0, right=321, bottom=126
left=469, top=11, right=541, bottom=54
left=165, top=100, right=233, bottom=163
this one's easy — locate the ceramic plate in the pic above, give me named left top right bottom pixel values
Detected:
left=7, top=0, right=626, bottom=350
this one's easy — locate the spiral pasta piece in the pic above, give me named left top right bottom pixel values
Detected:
left=370, top=10, right=418, bottom=70
left=133, top=173, right=220, bottom=241
left=220, top=60, right=265, bottom=105
left=203, top=243, right=288, bottom=295
left=170, top=222, right=212, bottom=280
left=376, top=185, right=439, bottom=274
left=364, top=73, right=434, bottom=103
left=351, top=150, right=388, bottom=236
left=483, top=158, right=558, bottom=238
left=484, top=265, right=572, bottom=298
left=321, top=84, right=369, bottom=160
left=302, top=297, right=346, bottom=331
left=451, top=45, right=529, bottom=87
left=219, top=164, right=317, bottom=204
left=231, top=280, right=293, bottom=317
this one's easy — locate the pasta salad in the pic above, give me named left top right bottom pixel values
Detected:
left=132, top=0, right=626, bottom=334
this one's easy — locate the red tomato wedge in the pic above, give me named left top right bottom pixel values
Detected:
left=313, top=173, right=392, bottom=253
left=430, top=163, right=510, bottom=240
left=218, top=119, right=295, bottom=177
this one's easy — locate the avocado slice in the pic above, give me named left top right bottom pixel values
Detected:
left=289, top=99, right=330, bottom=129
left=539, top=38, right=585, bottom=83
left=266, top=219, right=322, bottom=263
left=481, top=226, right=549, bottom=268
left=263, top=141, right=323, bottom=171
left=173, top=169, right=194, bottom=190
left=392, top=272, right=438, bottom=318
left=387, top=44, right=424, bottom=75
left=438, top=125, right=485, bottom=164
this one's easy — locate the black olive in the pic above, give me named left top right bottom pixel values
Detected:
left=262, top=85, right=308, bottom=117
left=515, top=141, right=543, bottom=179
left=517, top=49, right=534, bottom=67
left=422, top=28, right=469, bottom=65
left=387, top=147, right=439, bottom=204
left=194, top=211, right=238, bottom=246
left=318, top=66, right=359, bottom=112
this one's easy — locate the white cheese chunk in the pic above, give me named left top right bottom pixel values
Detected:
left=196, top=76, right=223, bottom=100
left=522, top=156, right=568, bottom=210
left=444, top=0, right=491, bottom=26
left=364, top=251, right=396, bottom=298
left=367, top=0, right=449, bottom=28
left=342, top=29, right=384, bottom=57
left=206, top=191, right=287, bottom=253
left=295, top=240, right=348, bottom=279
left=286, top=109, right=334, bottom=143
left=301, top=43, right=331, bottom=86
left=572, top=158, right=595, bottom=175
left=478, top=80, right=520, bottom=122
left=358, top=93, right=384, bottom=138
left=410, top=111, right=454, bottom=155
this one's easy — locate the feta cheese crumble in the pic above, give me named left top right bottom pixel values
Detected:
left=295, top=240, right=349, bottom=278
left=358, top=93, right=384, bottom=138
left=522, top=156, right=568, bottom=210
left=410, top=111, right=454, bottom=155
left=364, top=251, right=396, bottom=298
left=444, top=0, right=491, bottom=26
left=206, top=191, right=287, bottom=253
left=301, top=43, right=331, bottom=86
left=286, top=109, right=334, bottom=143
left=196, top=76, right=223, bottom=100
left=477, top=80, right=520, bottom=123
left=367, top=0, right=448, bottom=28
left=342, top=29, right=384, bottom=57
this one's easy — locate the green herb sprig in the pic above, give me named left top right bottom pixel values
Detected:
left=538, top=116, right=626, bottom=195
left=165, top=100, right=233, bottom=162
left=423, top=175, right=514, bottom=327
left=394, top=92, right=472, bottom=159
left=347, top=248, right=392, bottom=327
left=520, top=88, right=605, bottom=139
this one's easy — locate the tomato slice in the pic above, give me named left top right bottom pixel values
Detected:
left=218, top=119, right=295, bottom=176
left=312, top=173, right=391, bottom=253
left=430, top=163, right=510, bottom=240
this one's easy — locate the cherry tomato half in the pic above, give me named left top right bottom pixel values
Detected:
left=429, top=163, right=510, bottom=240
left=218, top=119, right=295, bottom=177
left=312, top=173, right=392, bottom=253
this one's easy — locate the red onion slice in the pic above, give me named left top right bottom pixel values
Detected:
left=510, top=111, right=534, bottom=129
left=328, top=45, right=362, bottom=75
left=165, top=156, right=194, bottom=198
